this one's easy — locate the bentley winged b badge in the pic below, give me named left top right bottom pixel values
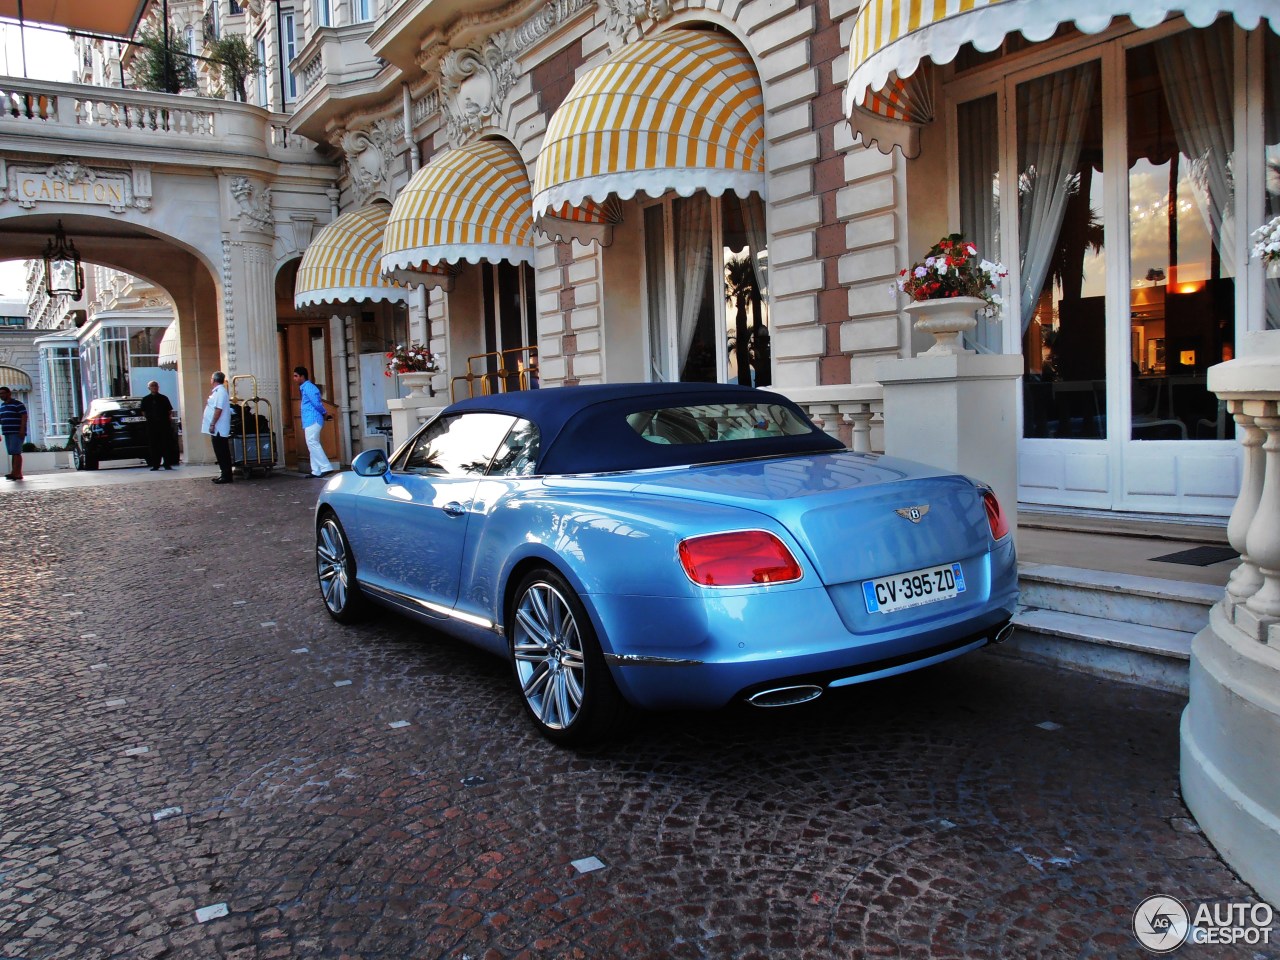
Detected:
left=895, top=504, right=930, bottom=523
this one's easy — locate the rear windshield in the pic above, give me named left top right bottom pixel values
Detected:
left=626, top=402, right=813, bottom=445
left=90, top=399, right=143, bottom=414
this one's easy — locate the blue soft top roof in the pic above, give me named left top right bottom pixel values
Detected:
left=445, top=382, right=843, bottom=474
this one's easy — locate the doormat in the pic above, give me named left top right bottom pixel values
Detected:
left=1151, top=546, right=1239, bottom=566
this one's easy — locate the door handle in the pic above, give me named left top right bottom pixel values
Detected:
left=442, top=501, right=466, bottom=517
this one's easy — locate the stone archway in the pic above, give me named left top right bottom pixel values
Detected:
left=0, top=212, right=223, bottom=462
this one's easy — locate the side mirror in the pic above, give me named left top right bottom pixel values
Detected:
left=352, top=448, right=390, bottom=478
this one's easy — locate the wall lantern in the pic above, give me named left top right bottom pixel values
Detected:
left=42, top=220, right=85, bottom=300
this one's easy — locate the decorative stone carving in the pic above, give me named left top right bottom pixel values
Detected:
left=337, top=118, right=401, bottom=204
left=416, top=0, right=593, bottom=85
left=229, top=176, right=273, bottom=233
left=603, top=0, right=672, bottom=39
left=440, top=34, right=519, bottom=145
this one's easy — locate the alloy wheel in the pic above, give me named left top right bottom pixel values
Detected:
left=512, top=580, right=587, bottom=731
left=316, top=518, right=351, bottom=616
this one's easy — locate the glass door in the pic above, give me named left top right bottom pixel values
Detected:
left=955, top=20, right=1250, bottom=516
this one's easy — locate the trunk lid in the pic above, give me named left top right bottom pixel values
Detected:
left=628, top=450, right=995, bottom=587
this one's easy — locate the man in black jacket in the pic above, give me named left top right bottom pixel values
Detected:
left=139, top=380, right=178, bottom=470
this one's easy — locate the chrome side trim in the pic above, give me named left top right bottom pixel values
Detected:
left=603, top=653, right=704, bottom=667
left=360, top=581, right=503, bottom=635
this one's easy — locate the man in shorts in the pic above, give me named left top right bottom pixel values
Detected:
left=0, top=385, right=28, bottom=481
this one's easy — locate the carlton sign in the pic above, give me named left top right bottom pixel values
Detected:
left=1, top=159, right=151, bottom=214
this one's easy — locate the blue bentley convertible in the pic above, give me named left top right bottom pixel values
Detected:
left=315, top=382, right=1017, bottom=744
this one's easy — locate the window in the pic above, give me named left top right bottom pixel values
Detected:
left=643, top=192, right=770, bottom=387
left=186, top=25, right=197, bottom=55
left=399, top=413, right=516, bottom=476
left=1015, top=60, right=1106, bottom=439
left=37, top=342, right=81, bottom=442
left=954, top=19, right=1256, bottom=449
left=210, top=0, right=220, bottom=39
left=256, top=36, right=269, bottom=107
left=626, top=402, right=811, bottom=445
left=488, top=418, right=539, bottom=476
left=315, top=0, right=331, bottom=28
left=353, top=0, right=372, bottom=23
left=1125, top=24, right=1234, bottom=440
left=282, top=12, right=298, bottom=102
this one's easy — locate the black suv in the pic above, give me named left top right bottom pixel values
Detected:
left=71, top=397, right=162, bottom=470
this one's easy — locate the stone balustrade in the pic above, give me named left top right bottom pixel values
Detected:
left=779, top=383, right=885, bottom=453
left=0, top=79, right=330, bottom=168
left=1211, top=329, right=1280, bottom=642
left=1181, top=327, right=1280, bottom=909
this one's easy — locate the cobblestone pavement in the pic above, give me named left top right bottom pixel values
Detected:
left=0, top=473, right=1273, bottom=960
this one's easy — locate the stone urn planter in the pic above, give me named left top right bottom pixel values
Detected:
left=397, top=371, right=435, bottom=398
left=904, top=296, right=985, bottom=356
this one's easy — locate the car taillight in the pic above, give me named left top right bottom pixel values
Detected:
left=982, top=489, right=1010, bottom=540
left=678, top=530, right=803, bottom=587
left=90, top=416, right=112, bottom=427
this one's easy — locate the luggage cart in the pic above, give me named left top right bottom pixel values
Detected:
left=229, top=374, right=277, bottom=478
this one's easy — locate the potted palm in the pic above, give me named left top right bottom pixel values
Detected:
left=897, top=234, right=1007, bottom=356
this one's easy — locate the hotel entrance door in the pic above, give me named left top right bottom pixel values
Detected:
left=278, top=321, right=341, bottom=472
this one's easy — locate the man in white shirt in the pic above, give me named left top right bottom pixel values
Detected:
left=202, top=371, right=233, bottom=484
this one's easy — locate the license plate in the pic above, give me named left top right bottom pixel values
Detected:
left=863, top=562, right=966, bottom=614
left=121, top=416, right=145, bottom=423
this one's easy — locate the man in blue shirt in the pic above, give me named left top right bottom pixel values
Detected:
left=292, top=366, right=334, bottom=477
left=0, top=385, right=28, bottom=481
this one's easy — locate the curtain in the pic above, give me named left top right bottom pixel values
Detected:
left=1153, top=21, right=1236, bottom=286
left=739, top=191, right=770, bottom=299
left=959, top=94, right=1000, bottom=352
left=673, top=193, right=714, bottom=376
left=1017, top=61, right=1099, bottom=333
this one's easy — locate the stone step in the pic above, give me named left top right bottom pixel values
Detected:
left=1001, top=609, right=1195, bottom=694
left=1018, top=562, right=1220, bottom=633
left=999, top=563, right=1225, bottom=694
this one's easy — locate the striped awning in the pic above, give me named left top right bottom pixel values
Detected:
left=532, top=30, right=765, bottom=244
left=844, top=0, right=1278, bottom=155
left=381, top=138, right=535, bottom=282
left=157, top=323, right=178, bottom=371
left=294, top=204, right=411, bottom=309
left=0, top=365, right=32, bottom=391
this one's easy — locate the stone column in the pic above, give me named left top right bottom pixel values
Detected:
left=874, top=352, right=1023, bottom=538
left=1181, top=328, right=1280, bottom=908
left=218, top=174, right=282, bottom=442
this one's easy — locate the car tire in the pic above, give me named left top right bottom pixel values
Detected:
left=72, top=445, right=85, bottom=471
left=316, top=512, right=367, bottom=623
left=507, top=567, right=628, bottom=746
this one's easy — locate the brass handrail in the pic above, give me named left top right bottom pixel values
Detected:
left=449, top=345, right=539, bottom=402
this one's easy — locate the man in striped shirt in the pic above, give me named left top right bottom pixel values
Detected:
left=0, top=385, right=28, bottom=481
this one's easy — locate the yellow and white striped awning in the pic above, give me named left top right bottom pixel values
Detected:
left=0, top=364, right=32, bottom=391
left=532, top=29, right=765, bottom=244
left=844, top=0, right=1278, bottom=154
left=295, top=204, right=411, bottom=309
left=381, top=138, right=535, bottom=283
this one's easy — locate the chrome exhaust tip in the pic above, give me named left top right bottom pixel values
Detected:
left=747, top=684, right=824, bottom=708
left=992, top=622, right=1015, bottom=645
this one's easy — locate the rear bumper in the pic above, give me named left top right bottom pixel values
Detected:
left=592, top=575, right=1018, bottom=711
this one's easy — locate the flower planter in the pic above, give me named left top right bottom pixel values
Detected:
left=20, top=451, right=72, bottom=473
left=397, top=371, right=436, bottom=398
left=904, top=297, right=985, bottom=356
